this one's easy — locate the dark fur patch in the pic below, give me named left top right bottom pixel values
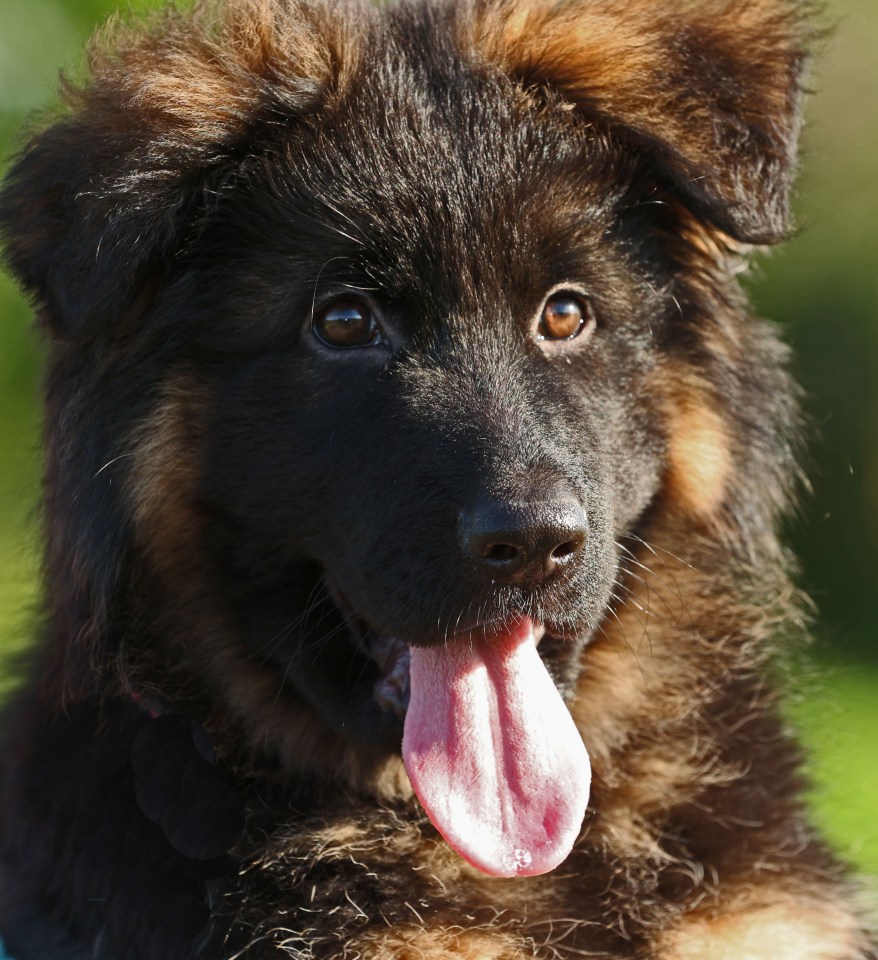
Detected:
left=0, top=0, right=875, bottom=958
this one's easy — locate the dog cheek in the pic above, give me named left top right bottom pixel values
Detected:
left=661, top=377, right=731, bottom=523
left=125, top=374, right=211, bottom=576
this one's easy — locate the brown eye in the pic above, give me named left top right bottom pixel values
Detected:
left=538, top=293, right=594, bottom=341
left=313, top=300, right=380, bottom=349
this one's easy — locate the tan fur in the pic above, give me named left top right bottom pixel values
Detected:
left=345, top=926, right=528, bottom=960
left=469, top=0, right=808, bottom=131
left=466, top=0, right=811, bottom=232
left=80, top=0, right=353, bottom=140
left=127, top=373, right=208, bottom=560
left=662, top=375, right=733, bottom=522
left=572, top=535, right=737, bottom=860
left=658, top=897, right=868, bottom=960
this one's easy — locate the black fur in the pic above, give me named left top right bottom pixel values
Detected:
left=0, top=1, right=874, bottom=958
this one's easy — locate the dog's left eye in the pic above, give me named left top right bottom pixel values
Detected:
left=538, top=293, right=594, bottom=342
left=313, top=300, right=381, bottom=349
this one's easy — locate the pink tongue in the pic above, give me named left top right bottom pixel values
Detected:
left=402, top=618, right=590, bottom=878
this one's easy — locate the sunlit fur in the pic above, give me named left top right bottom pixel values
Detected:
left=0, top=0, right=875, bottom=958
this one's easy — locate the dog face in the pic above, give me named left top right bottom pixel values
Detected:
left=196, top=61, right=664, bottom=738
left=171, top=54, right=673, bottom=874
left=0, top=0, right=810, bottom=880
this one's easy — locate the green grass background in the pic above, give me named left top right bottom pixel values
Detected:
left=1, top=0, right=876, bottom=878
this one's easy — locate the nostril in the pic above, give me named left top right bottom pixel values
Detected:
left=484, top=543, right=522, bottom=563
left=551, top=538, right=582, bottom=561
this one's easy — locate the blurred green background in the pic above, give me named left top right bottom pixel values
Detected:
left=0, top=0, right=876, bottom=877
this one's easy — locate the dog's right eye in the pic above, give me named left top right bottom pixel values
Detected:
left=538, top=293, right=595, bottom=342
left=312, top=300, right=381, bottom=349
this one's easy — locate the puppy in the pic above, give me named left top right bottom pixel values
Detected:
left=0, top=0, right=874, bottom=957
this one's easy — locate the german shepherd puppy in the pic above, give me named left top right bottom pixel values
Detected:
left=0, top=0, right=874, bottom=957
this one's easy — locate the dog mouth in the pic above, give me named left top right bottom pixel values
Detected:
left=325, top=584, right=591, bottom=879
left=331, top=584, right=556, bottom=721
left=351, top=617, right=557, bottom=717
left=354, top=628, right=412, bottom=720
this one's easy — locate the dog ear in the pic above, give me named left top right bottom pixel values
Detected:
left=472, top=0, right=817, bottom=244
left=0, top=1, right=339, bottom=340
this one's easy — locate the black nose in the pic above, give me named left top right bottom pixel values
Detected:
left=459, top=498, right=588, bottom=586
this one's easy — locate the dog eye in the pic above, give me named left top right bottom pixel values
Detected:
left=538, top=293, right=594, bottom=342
left=313, top=300, right=381, bottom=349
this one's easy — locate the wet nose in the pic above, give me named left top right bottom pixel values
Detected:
left=459, top=498, right=588, bottom=586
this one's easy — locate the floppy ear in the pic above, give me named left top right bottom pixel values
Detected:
left=1, top=114, right=192, bottom=341
left=471, top=0, right=817, bottom=244
left=0, top=0, right=338, bottom=340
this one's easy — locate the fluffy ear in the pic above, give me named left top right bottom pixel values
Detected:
left=471, top=0, right=817, bottom=244
left=0, top=0, right=341, bottom=340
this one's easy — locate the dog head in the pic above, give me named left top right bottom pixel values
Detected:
left=0, top=0, right=810, bottom=876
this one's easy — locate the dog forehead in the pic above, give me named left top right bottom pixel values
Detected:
left=275, top=42, right=619, bottom=318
